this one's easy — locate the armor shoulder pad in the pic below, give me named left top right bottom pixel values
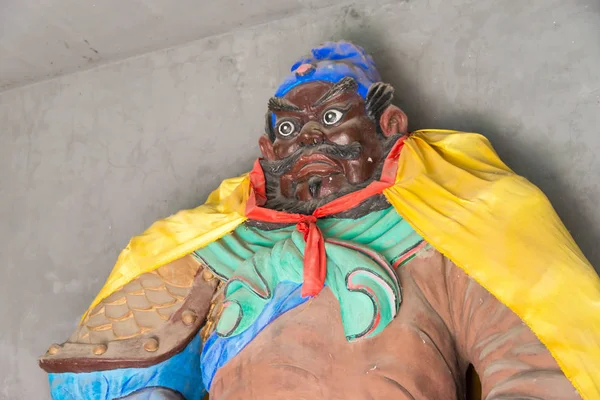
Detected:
left=39, top=255, right=220, bottom=373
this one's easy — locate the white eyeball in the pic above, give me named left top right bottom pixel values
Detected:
left=278, top=121, right=295, bottom=137
left=322, top=109, right=344, bottom=125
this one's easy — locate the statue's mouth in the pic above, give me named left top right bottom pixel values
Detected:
left=260, top=142, right=362, bottom=177
left=291, top=153, right=343, bottom=180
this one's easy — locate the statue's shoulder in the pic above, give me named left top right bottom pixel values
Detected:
left=38, top=254, right=220, bottom=373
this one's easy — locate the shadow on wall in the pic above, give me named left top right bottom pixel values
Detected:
left=320, top=11, right=600, bottom=270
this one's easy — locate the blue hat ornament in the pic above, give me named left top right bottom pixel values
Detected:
left=275, top=41, right=381, bottom=99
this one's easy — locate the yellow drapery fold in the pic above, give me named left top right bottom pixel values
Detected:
left=84, top=174, right=250, bottom=316
left=383, top=130, right=600, bottom=400
left=83, top=130, right=600, bottom=399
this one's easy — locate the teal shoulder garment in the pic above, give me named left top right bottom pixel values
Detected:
left=194, top=206, right=425, bottom=341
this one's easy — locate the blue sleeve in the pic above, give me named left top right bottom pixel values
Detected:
left=48, top=335, right=206, bottom=400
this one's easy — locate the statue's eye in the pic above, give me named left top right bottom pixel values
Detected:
left=277, top=121, right=296, bottom=137
left=322, top=109, right=344, bottom=126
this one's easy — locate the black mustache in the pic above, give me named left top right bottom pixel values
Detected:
left=261, top=142, right=363, bottom=177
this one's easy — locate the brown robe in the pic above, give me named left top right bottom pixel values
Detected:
left=209, top=248, right=580, bottom=399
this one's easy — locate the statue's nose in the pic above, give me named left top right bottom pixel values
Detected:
left=298, top=121, right=325, bottom=146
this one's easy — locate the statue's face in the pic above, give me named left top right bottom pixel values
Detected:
left=263, top=81, right=386, bottom=201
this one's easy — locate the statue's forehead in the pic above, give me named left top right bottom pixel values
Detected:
left=282, top=81, right=334, bottom=107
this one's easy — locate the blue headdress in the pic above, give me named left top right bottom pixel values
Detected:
left=275, top=41, right=381, bottom=99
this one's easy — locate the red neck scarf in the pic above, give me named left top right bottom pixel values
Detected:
left=246, top=137, right=405, bottom=297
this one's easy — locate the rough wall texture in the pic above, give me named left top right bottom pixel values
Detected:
left=1, top=0, right=599, bottom=398
left=0, top=0, right=352, bottom=90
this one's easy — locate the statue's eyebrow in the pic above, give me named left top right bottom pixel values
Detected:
left=313, top=77, right=358, bottom=107
left=267, top=97, right=302, bottom=112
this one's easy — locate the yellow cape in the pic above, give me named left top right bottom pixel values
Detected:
left=85, top=130, right=600, bottom=399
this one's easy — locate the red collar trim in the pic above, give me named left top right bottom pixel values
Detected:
left=244, top=136, right=405, bottom=298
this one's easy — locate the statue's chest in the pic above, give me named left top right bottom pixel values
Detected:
left=194, top=207, right=428, bottom=392
left=209, top=280, right=462, bottom=400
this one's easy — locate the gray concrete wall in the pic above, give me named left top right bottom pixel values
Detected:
left=1, top=0, right=599, bottom=398
left=0, top=0, right=357, bottom=90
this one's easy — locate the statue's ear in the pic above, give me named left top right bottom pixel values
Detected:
left=259, top=135, right=276, bottom=160
left=379, top=105, right=408, bottom=137
left=366, top=82, right=408, bottom=137
left=259, top=111, right=277, bottom=160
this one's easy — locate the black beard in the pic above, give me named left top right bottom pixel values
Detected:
left=253, top=134, right=402, bottom=223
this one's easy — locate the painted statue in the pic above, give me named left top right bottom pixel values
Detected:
left=39, top=41, right=600, bottom=400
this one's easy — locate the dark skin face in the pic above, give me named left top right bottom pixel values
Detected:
left=259, top=80, right=408, bottom=202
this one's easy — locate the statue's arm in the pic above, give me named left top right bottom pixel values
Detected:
left=39, top=255, right=219, bottom=399
left=442, top=258, right=581, bottom=399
